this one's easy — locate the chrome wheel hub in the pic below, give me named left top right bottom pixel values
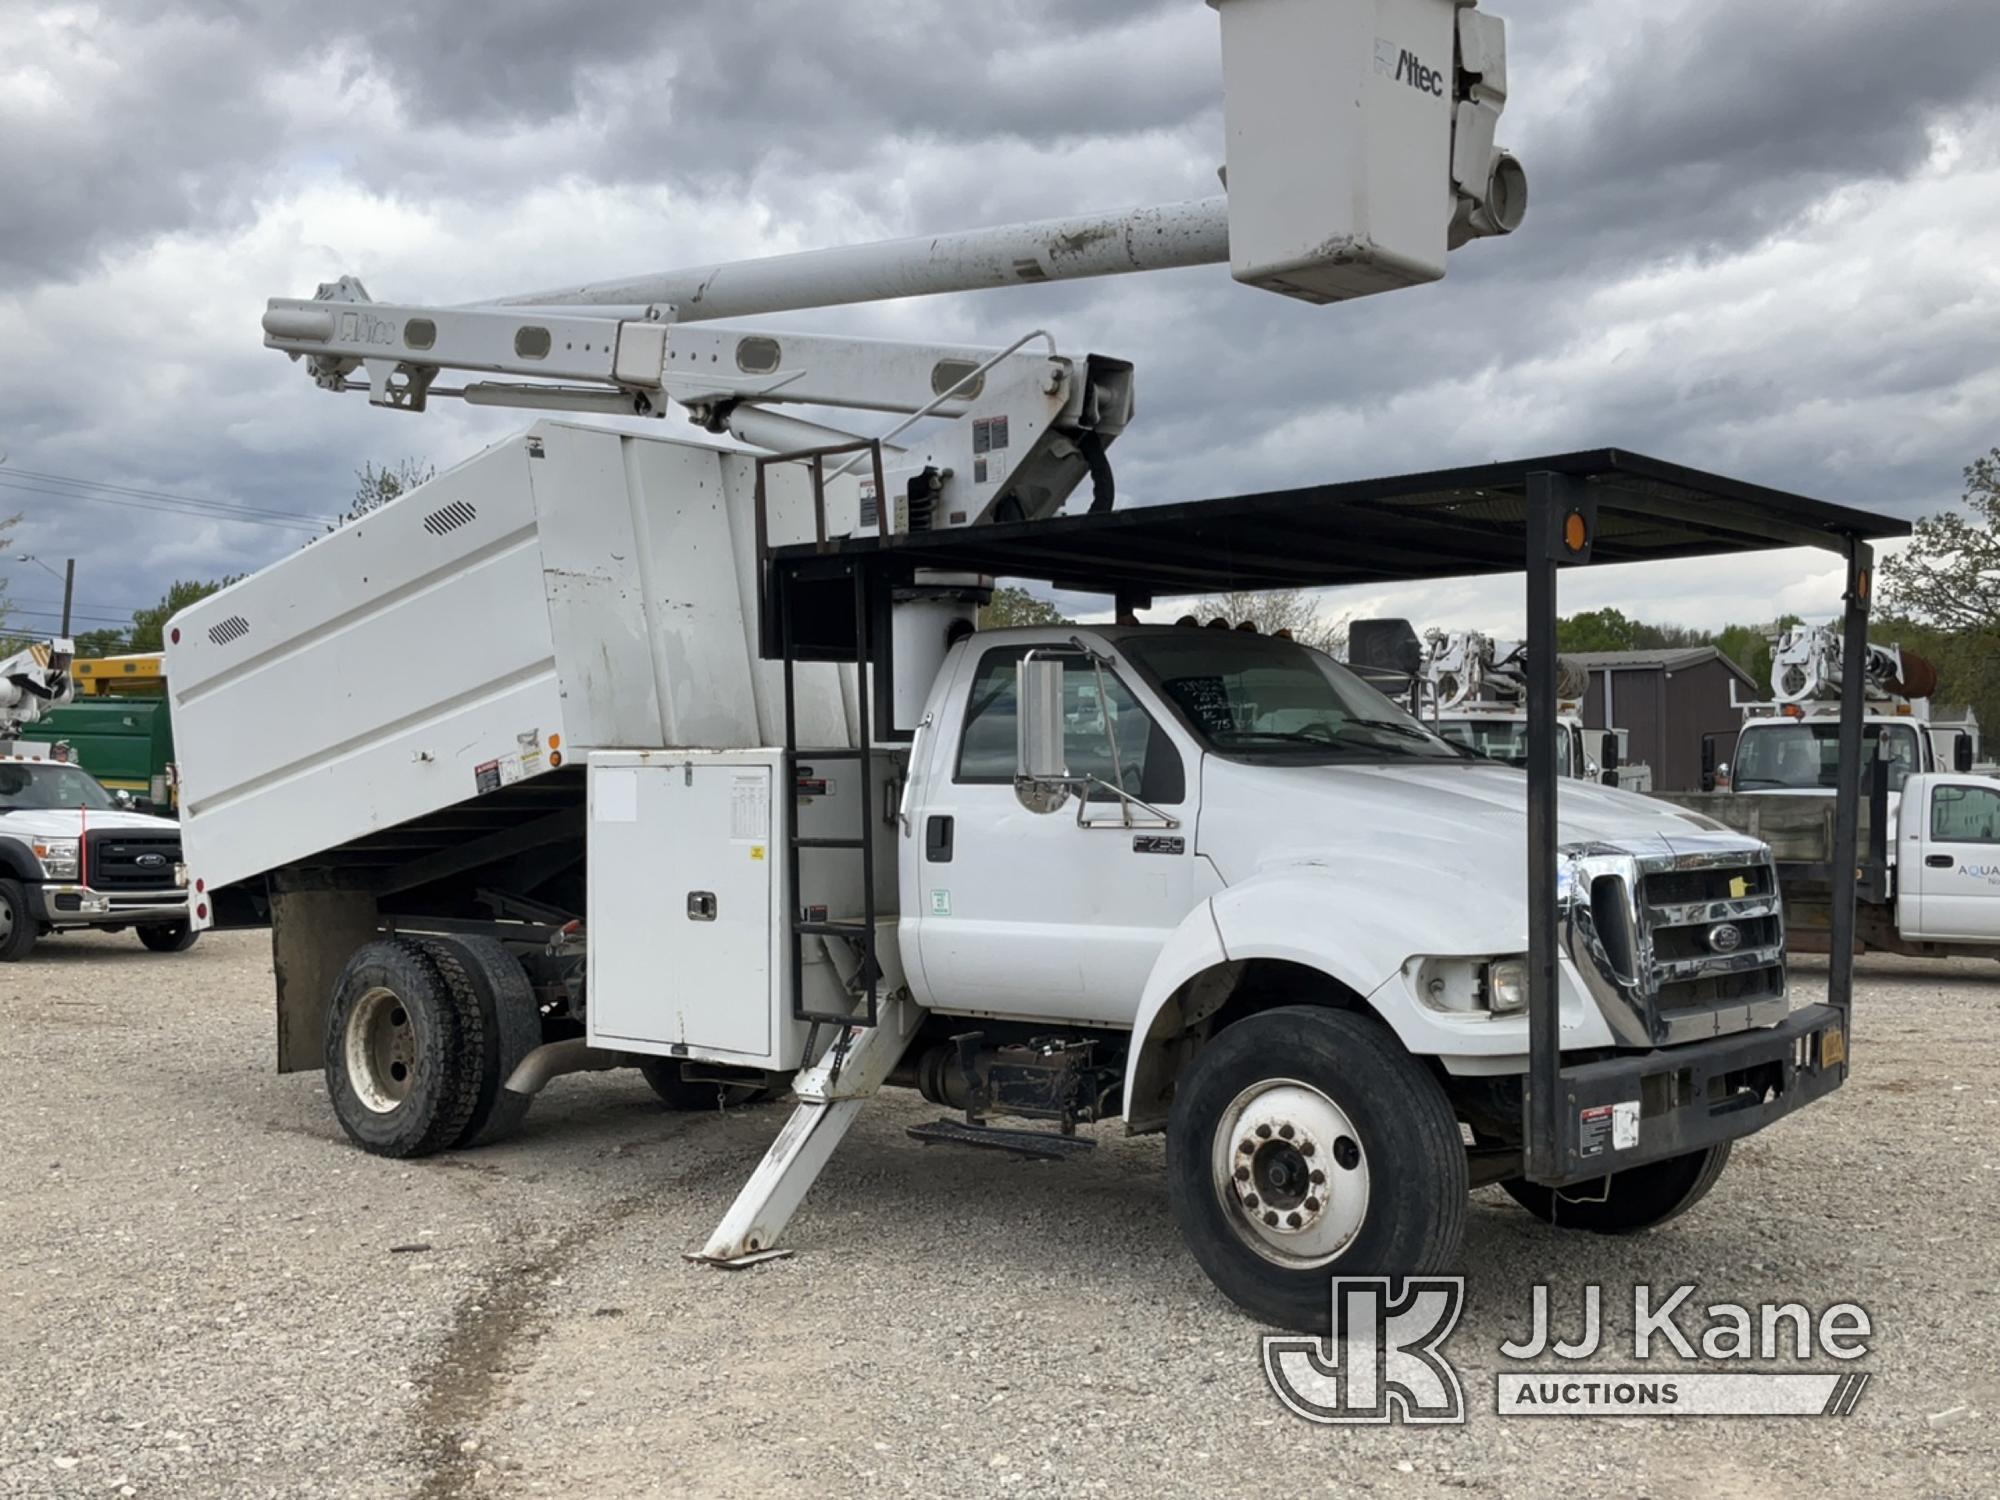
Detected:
left=1211, top=1079, right=1370, bottom=1268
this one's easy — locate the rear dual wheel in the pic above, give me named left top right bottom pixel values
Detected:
left=325, top=935, right=541, bottom=1157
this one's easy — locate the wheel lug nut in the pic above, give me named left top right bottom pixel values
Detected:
left=1286, top=1212, right=1302, bottom=1228
left=1256, top=1124, right=1272, bottom=1139
left=1278, top=1123, right=1294, bottom=1140
left=1263, top=1211, right=1280, bottom=1226
left=1300, top=1140, right=1315, bottom=1156
left=1243, top=1193, right=1259, bottom=1209
left=1234, top=1165, right=1250, bottom=1182
left=1238, top=1139, right=1255, bottom=1155
left=1310, top=1169, right=1326, bottom=1185
left=1305, top=1197, right=1320, bottom=1212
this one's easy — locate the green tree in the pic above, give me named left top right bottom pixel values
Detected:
left=978, top=586, right=1070, bottom=628
left=1556, top=607, right=1645, bottom=652
left=326, top=458, right=437, bottom=534
left=1183, top=588, right=1348, bottom=655
left=1882, top=450, right=2000, bottom=632
left=129, top=577, right=243, bottom=653
left=69, top=626, right=130, bottom=657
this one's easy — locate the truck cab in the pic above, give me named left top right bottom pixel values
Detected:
left=901, top=623, right=1777, bottom=1060
left=0, top=752, right=195, bottom=961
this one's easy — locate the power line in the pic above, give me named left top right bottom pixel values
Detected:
left=0, top=474, right=330, bottom=533
left=2, top=463, right=334, bottom=523
left=2, top=606, right=137, bottom=628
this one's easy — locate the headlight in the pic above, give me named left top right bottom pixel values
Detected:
left=1484, top=957, right=1529, bottom=1015
left=32, top=839, right=80, bottom=880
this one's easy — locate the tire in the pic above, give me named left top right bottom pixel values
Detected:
left=0, top=880, right=36, bottom=962
left=417, top=935, right=542, bottom=1148
left=324, top=938, right=483, bottom=1158
left=637, top=1055, right=772, bottom=1111
left=138, top=923, right=199, bottom=953
left=1166, top=1006, right=1467, bottom=1330
left=1502, top=1143, right=1731, bottom=1234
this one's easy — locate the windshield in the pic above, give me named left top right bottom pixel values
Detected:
left=1116, top=632, right=1469, bottom=763
left=1734, top=721, right=1923, bottom=792
left=0, top=761, right=118, bottom=813
left=1434, top=717, right=1573, bottom=776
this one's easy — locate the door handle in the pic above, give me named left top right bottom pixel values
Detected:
left=1925, top=855, right=1954, bottom=868
left=925, top=815, right=954, bottom=863
left=687, top=891, right=718, bottom=920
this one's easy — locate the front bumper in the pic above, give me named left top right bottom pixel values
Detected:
left=1532, top=1003, right=1847, bottom=1187
left=27, top=884, right=191, bottom=927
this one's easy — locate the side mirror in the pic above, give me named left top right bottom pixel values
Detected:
left=1956, top=733, right=1976, bottom=774
left=1014, top=657, right=1070, bottom=814
left=1700, top=734, right=1718, bottom=793
left=1600, top=737, right=1620, bottom=776
left=112, top=789, right=134, bottom=809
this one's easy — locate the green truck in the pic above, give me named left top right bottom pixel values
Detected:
left=15, top=699, right=177, bottom=814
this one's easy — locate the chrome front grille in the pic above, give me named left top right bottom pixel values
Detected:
left=1564, top=836, right=1788, bottom=1048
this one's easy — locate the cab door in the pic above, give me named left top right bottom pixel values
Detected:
left=1899, top=773, right=2000, bottom=942
left=907, top=641, right=1204, bottom=1027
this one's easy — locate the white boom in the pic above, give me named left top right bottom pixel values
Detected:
left=259, top=0, right=1525, bottom=531
left=1766, top=624, right=1938, bottom=709
left=0, top=639, right=75, bottom=741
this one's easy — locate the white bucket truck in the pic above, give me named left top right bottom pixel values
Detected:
left=168, top=1, right=1878, bottom=1328
left=1664, top=624, right=2000, bottom=960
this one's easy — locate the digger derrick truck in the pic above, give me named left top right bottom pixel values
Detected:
left=1658, top=623, right=2000, bottom=961
left=1347, top=621, right=1648, bottom=789
left=0, top=640, right=193, bottom=960
left=167, top=0, right=1889, bottom=1329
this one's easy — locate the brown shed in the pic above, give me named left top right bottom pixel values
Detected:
left=1569, top=648, right=1757, bottom=792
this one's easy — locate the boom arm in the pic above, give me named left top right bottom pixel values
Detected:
left=258, top=0, right=1525, bottom=532
left=0, top=639, right=76, bottom=740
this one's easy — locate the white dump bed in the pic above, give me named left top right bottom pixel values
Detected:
left=168, top=420, right=863, bottom=892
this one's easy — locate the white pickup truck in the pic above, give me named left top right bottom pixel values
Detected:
left=0, top=754, right=195, bottom=961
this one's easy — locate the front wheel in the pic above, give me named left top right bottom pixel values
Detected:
left=1166, top=1006, right=1468, bottom=1330
left=138, top=923, right=199, bottom=953
left=0, top=880, right=36, bottom=962
left=1501, top=1143, right=1731, bottom=1233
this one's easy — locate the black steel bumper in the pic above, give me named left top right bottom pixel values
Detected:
left=1532, top=1003, right=1848, bottom=1188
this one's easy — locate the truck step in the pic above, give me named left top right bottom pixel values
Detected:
left=906, top=1118, right=1097, bottom=1161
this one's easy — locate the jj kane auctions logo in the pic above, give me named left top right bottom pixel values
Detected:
left=1265, top=1280, right=1873, bottom=1423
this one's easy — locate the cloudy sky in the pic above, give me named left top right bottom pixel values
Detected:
left=3, top=0, right=1997, bottom=645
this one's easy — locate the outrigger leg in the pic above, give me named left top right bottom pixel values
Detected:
left=689, top=996, right=927, bottom=1267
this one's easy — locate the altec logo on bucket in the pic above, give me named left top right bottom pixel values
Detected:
left=1374, top=38, right=1447, bottom=97
left=1264, top=1280, right=1874, bottom=1424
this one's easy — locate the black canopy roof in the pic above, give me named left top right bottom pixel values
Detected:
left=768, top=448, right=1908, bottom=601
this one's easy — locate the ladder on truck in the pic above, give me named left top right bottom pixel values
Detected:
left=692, top=439, right=930, bottom=1267
left=754, top=438, right=896, bottom=1042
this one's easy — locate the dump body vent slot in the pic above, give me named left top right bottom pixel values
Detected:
left=423, top=499, right=479, bottom=536
left=208, top=615, right=250, bottom=646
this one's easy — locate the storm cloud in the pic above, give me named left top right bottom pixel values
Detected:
left=2, top=0, right=1996, bottom=640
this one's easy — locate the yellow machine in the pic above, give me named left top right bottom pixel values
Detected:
left=70, top=653, right=167, bottom=697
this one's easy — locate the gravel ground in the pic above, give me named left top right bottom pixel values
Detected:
left=1, top=931, right=1995, bottom=1498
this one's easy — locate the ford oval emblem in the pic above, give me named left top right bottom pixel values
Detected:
left=1706, top=922, right=1744, bottom=954
left=136, top=853, right=168, bottom=869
